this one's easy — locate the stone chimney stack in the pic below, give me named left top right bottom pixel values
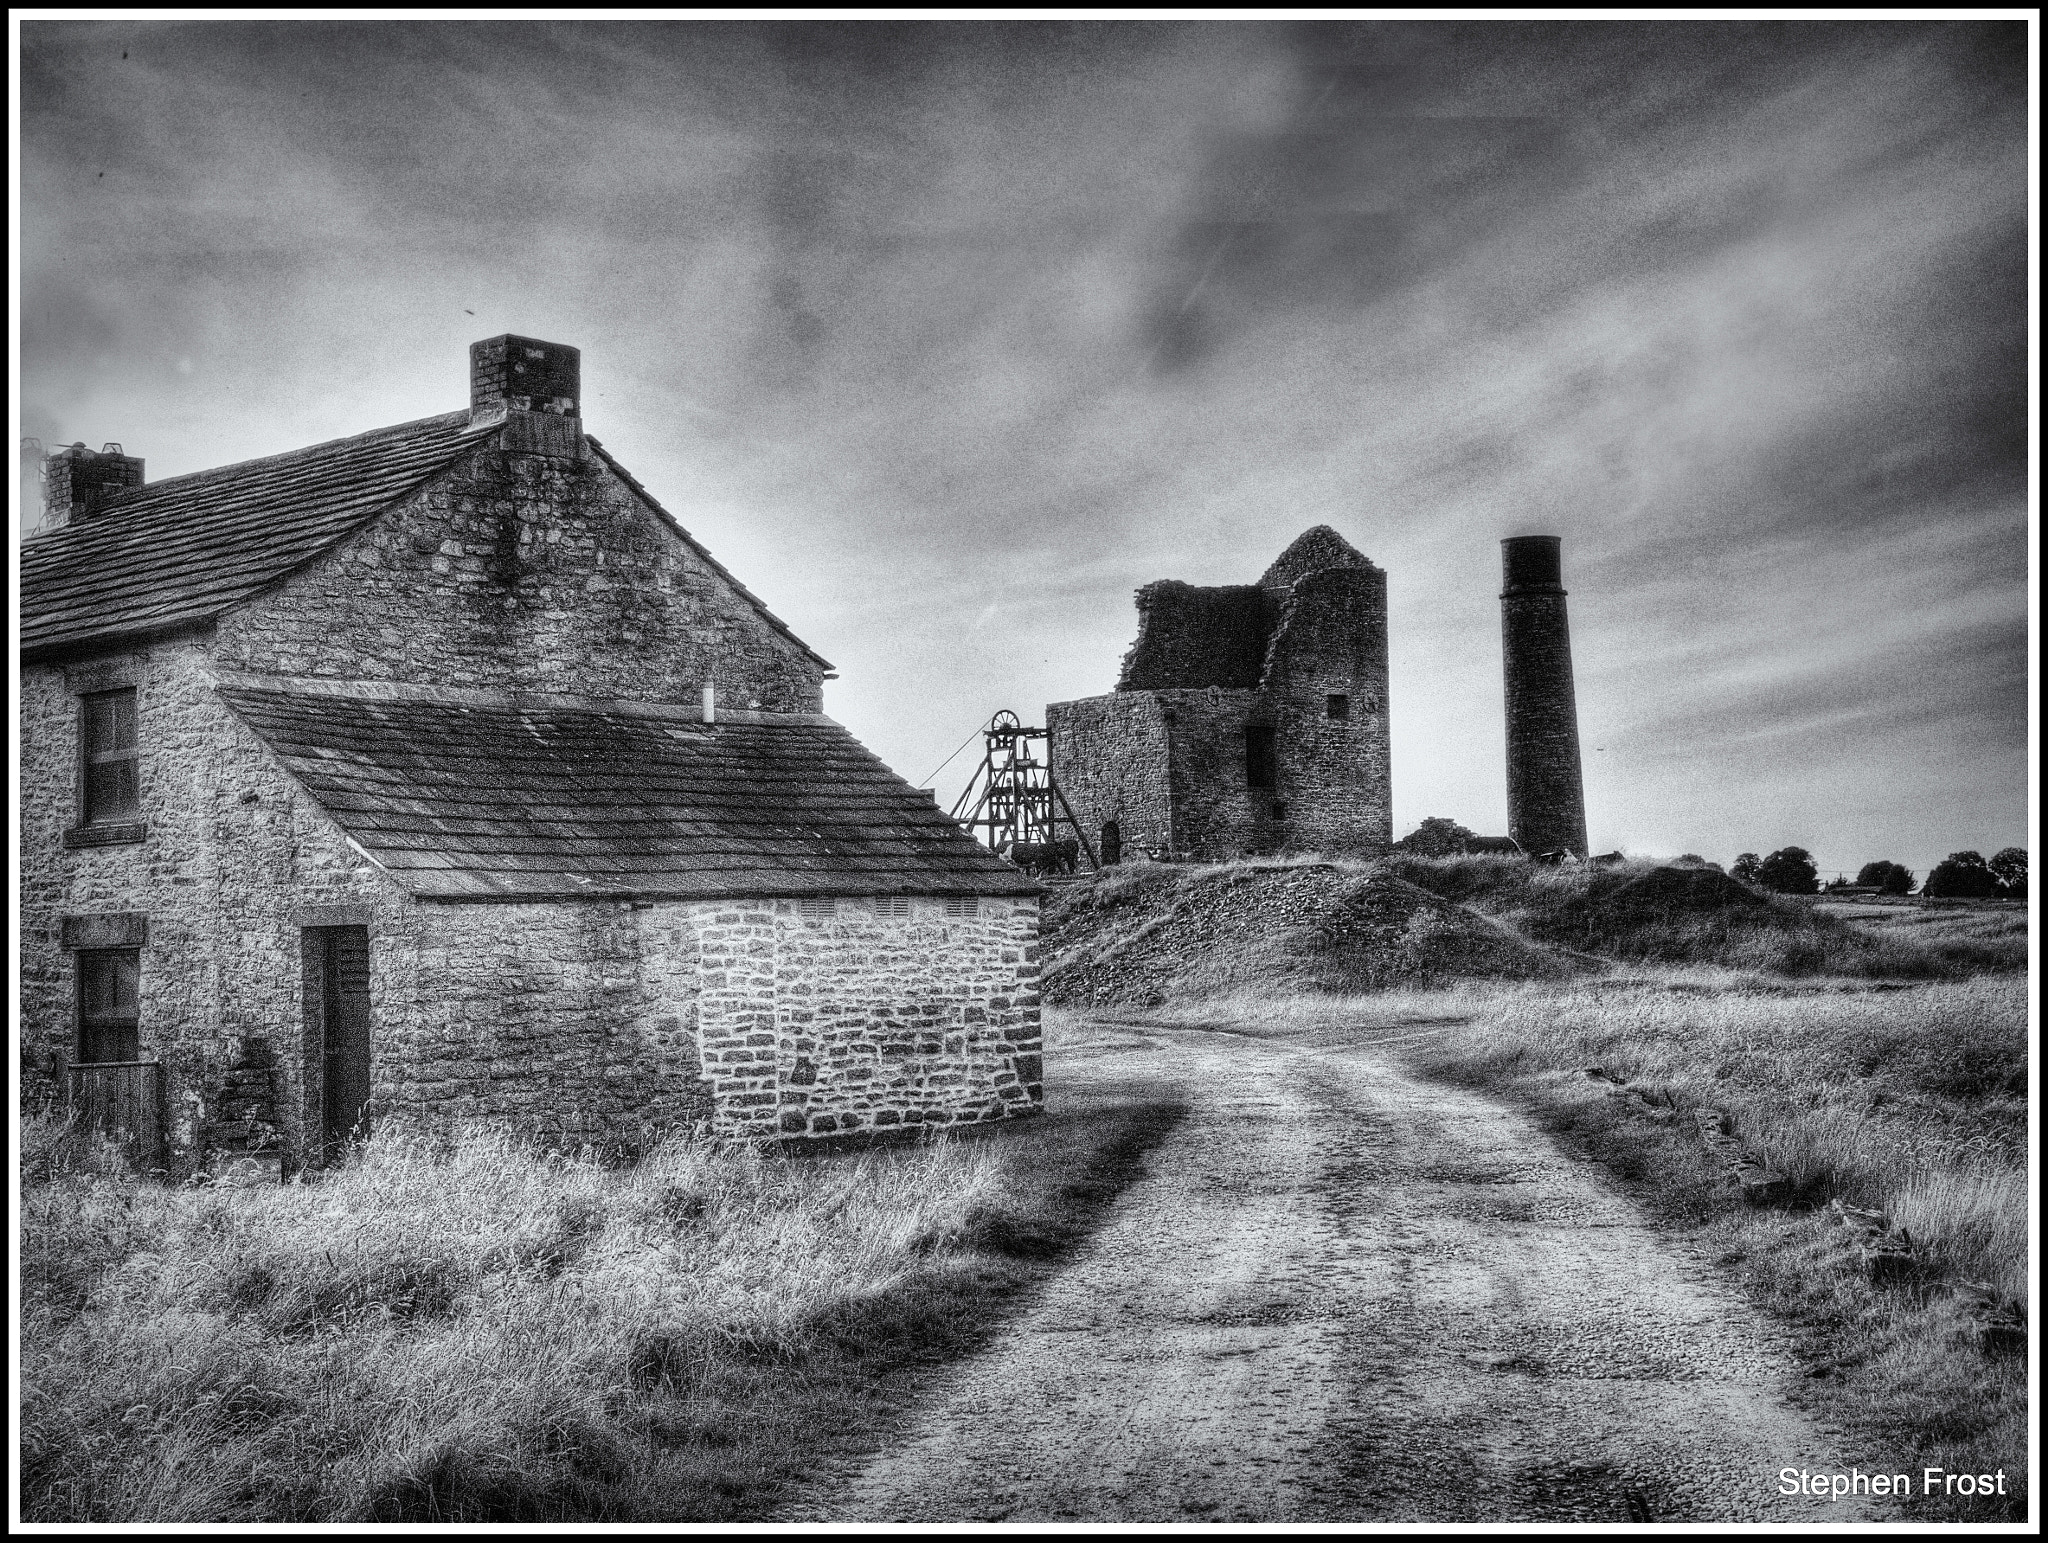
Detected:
left=39, top=441, right=146, bottom=532
left=468, top=334, right=584, bottom=459
left=1500, top=535, right=1588, bottom=857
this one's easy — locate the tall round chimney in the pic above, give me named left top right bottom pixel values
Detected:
left=1500, top=536, right=1588, bottom=857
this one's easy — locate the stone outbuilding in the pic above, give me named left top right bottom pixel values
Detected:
left=1047, top=527, right=1391, bottom=863
left=21, top=334, right=1042, bottom=1175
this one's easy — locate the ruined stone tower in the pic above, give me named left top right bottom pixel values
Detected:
left=1047, top=527, right=1391, bottom=862
left=1500, top=535, right=1588, bottom=857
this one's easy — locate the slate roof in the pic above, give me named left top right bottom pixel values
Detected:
left=218, top=683, right=1035, bottom=900
left=21, top=412, right=496, bottom=659
left=20, top=413, right=832, bottom=671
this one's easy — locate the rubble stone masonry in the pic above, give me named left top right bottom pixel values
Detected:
left=24, top=432, right=1033, bottom=1171
left=22, top=639, right=1042, bottom=1170
left=1050, top=533, right=1391, bottom=862
left=211, top=445, right=825, bottom=711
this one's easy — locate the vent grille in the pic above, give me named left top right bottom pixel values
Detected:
left=943, top=896, right=979, bottom=919
left=796, top=897, right=837, bottom=919
left=872, top=895, right=910, bottom=918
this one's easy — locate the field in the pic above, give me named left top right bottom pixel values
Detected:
left=18, top=1083, right=1181, bottom=1522
left=18, top=854, right=2031, bottom=1522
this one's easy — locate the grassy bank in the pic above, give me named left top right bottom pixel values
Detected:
left=1146, top=971, right=2029, bottom=1523
left=19, top=1081, right=1182, bottom=1523
left=1383, top=853, right=2027, bottom=977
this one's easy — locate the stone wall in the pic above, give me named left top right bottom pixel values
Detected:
left=1156, top=687, right=1275, bottom=859
left=373, top=900, right=714, bottom=1150
left=24, top=427, right=1039, bottom=1169
left=1261, top=565, right=1392, bottom=854
left=23, top=643, right=1038, bottom=1168
left=1116, top=581, right=1274, bottom=691
left=695, top=895, right=1043, bottom=1139
left=211, top=444, right=824, bottom=712
left=1046, top=692, right=1176, bottom=860
left=19, top=642, right=408, bottom=1170
left=1053, top=534, right=1392, bottom=863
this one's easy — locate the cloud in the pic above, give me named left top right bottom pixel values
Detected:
left=17, top=19, right=2028, bottom=877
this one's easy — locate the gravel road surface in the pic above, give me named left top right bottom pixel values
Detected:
left=786, top=1016, right=1880, bottom=1524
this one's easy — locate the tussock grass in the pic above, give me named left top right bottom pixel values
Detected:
left=1149, top=972, right=2029, bottom=1521
left=20, top=1093, right=1181, bottom=1523
left=1384, top=854, right=2025, bottom=978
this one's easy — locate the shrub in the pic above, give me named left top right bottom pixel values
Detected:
left=1924, top=851, right=2000, bottom=900
left=1756, top=847, right=1820, bottom=895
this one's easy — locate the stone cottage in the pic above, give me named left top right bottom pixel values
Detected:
left=21, top=334, right=1042, bottom=1175
left=1047, top=527, right=1391, bottom=863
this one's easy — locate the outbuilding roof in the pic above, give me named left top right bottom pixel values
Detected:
left=218, top=681, right=1036, bottom=901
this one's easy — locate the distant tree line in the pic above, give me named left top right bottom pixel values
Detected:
left=1730, top=846, right=2027, bottom=899
left=1388, top=821, right=2026, bottom=901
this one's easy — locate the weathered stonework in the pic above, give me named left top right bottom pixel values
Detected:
left=20, top=641, right=405, bottom=1165
left=1048, top=528, right=1391, bottom=862
left=22, top=338, right=1039, bottom=1174
left=211, top=446, right=824, bottom=711
left=695, top=896, right=1042, bottom=1139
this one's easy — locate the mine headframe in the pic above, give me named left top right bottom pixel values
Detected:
left=949, top=710, right=1098, bottom=873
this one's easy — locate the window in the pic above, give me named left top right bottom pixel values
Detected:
left=1244, top=725, right=1277, bottom=790
left=872, top=895, right=910, bottom=918
left=1326, top=693, right=1350, bottom=721
left=77, top=949, right=140, bottom=1063
left=943, top=896, right=979, bottom=919
left=82, top=688, right=140, bottom=824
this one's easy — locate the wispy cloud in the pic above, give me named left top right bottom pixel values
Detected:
left=19, top=19, right=2027, bottom=875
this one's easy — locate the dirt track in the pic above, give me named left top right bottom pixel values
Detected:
left=787, top=1016, right=1883, bottom=1524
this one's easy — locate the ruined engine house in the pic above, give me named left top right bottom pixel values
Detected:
left=1047, top=527, right=1391, bottom=864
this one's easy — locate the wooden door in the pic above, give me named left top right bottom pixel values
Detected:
left=312, top=926, right=373, bottom=1160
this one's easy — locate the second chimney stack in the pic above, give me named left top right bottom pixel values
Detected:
left=41, top=442, right=145, bottom=532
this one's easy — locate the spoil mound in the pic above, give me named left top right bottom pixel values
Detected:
left=1042, top=861, right=1582, bottom=1007
left=1599, top=864, right=1773, bottom=916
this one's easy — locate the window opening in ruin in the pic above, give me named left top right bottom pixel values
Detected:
left=82, top=687, right=140, bottom=824
left=943, top=896, right=979, bottom=919
left=1245, top=725, right=1277, bottom=790
left=1327, top=693, right=1349, bottom=720
left=307, top=926, right=373, bottom=1163
left=872, top=895, right=910, bottom=917
left=77, top=949, right=140, bottom=1063
left=797, top=897, right=837, bottom=919
left=1100, top=820, right=1122, bottom=866
left=1272, top=803, right=1288, bottom=821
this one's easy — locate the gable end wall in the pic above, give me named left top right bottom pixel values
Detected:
left=211, top=445, right=824, bottom=710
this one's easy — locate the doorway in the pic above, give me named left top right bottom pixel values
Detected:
left=304, top=925, right=372, bottom=1162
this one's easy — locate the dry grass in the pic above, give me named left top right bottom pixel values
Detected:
left=19, top=1088, right=1182, bottom=1523
left=1384, top=853, right=2027, bottom=978
left=1148, top=971, right=2030, bottom=1522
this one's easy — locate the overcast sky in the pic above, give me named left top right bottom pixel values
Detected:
left=17, top=19, right=2031, bottom=879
